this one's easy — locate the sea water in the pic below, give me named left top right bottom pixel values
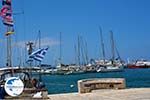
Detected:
left=41, top=68, right=150, bottom=94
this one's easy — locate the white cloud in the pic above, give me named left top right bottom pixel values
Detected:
left=40, top=37, right=60, bottom=47
left=13, top=37, right=60, bottom=48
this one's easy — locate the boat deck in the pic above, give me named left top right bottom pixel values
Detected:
left=48, top=88, right=150, bottom=100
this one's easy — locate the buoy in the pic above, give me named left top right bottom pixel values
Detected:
left=70, top=84, right=74, bottom=88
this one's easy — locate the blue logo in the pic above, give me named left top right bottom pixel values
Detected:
left=4, top=77, right=24, bottom=97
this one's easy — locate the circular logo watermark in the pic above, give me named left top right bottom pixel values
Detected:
left=4, top=77, right=24, bottom=97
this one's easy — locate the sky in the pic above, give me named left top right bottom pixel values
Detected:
left=0, top=0, right=150, bottom=66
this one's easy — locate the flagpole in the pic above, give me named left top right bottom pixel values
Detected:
left=1, top=0, right=14, bottom=76
left=26, top=41, right=34, bottom=78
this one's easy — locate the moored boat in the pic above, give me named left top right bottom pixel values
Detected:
left=96, top=30, right=125, bottom=73
left=96, top=65, right=124, bottom=72
left=0, top=67, right=48, bottom=99
left=127, top=60, right=150, bottom=68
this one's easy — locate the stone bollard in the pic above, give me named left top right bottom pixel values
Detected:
left=42, top=91, right=48, bottom=98
left=78, top=78, right=126, bottom=93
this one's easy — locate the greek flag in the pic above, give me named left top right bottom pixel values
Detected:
left=29, top=47, right=49, bottom=62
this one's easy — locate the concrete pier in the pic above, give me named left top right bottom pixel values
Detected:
left=48, top=78, right=149, bottom=100
left=48, top=88, right=150, bottom=100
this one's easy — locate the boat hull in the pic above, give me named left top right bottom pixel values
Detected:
left=96, top=66, right=124, bottom=72
left=127, top=64, right=150, bottom=69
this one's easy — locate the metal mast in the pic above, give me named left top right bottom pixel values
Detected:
left=38, top=30, right=42, bottom=82
left=99, top=26, right=105, bottom=63
left=39, top=30, right=41, bottom=49
left=59, top=32, right=62, bottom=65
left=74, top=44, right=77, bottom=65
left=80, top=36, right=85, bottom=65
left=85, top=40, right=89, bottom=65
left=110, top=30, right=115, bottom=65
left=26, top=42, right=34, bottom=55
left=77, top=35, right=80, bottom=66
left=26, top=41, right=34, bottom=77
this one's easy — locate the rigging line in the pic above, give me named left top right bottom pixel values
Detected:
left=81, top=36, right=88, bottom=65
left=99, top=26, right=105, bottom=61
left=84, top=39, right=88, bottom=64
left=21, top=0, right=27, bottom=64
left=110, top=30, right=115, bottom=61
left=59, top=32, right=62, bottom=64
left=74, top=44, right=77, bottom=64
left=12, top=6, right=22, bottom=66
left=80, top=36, right=86, bottom=65
left=114, top=40, right=121, bottom=60
left=34, top=30, right=41, bottom=49
left=77, top=34, right=81, bottom=66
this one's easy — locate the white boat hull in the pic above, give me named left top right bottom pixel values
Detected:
left=96, top=66, right=124, bottom=72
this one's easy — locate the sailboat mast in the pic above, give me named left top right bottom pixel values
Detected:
left=110, top=30, right=115, bottom=64
left=74, top=44, right=77, bottom=65
left=77, top=35, right=80, bottom=66
left=39, top=30, right=41, bottom=49
left=59, top=32, right=62, bottom=65
left=99, top=26, right=105, bottom=62
left=85, top=40, right=89, bottom=64
left=80, top=36, right=85, bottom=65
left=38, top=30, right=42, bottom=82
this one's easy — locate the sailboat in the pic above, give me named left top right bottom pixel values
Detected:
left=0, top=0, right=49, bottom=99
left=96, top=29, right=124, bottom=72
left=58, top=35, right=85, bottom=75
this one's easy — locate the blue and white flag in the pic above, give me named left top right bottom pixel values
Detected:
left=29, top=47, right=49, bottom=62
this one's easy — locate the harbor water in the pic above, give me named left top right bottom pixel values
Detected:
left=41, top=68, right=150, bottom=94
